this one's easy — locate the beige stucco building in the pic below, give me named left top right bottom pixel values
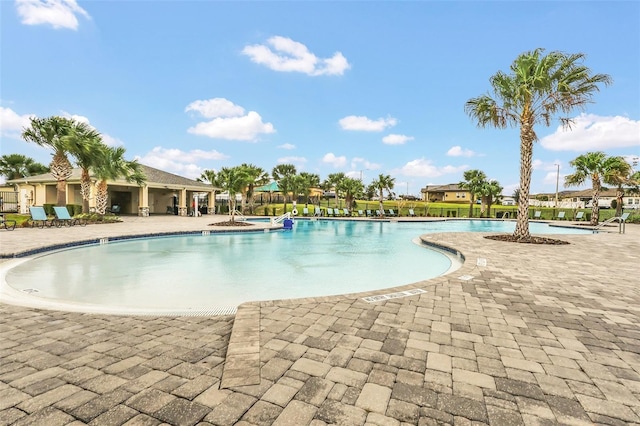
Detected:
left=6, top=165, right=218, bottom=216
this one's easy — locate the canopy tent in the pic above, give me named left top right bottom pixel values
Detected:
left=254, top=182, right=280, bottom=192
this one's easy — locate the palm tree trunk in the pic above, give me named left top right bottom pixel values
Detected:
left=50, top=151, right=73, bottom=206
left=616, top=186, right=623, bottom=217
left=514, top=119, right=534, bottom=240
left=80, top=168, right=91, bottom=213
left=378, top=189, right=384, bottom=216
left=96, top=180, right=108, bottom=215
left=590, top=177, right=600, bottom=225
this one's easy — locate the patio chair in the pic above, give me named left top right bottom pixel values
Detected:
left=388, top=209, right=397, bottom=217
left=575, top=211, right=584, bottom=221
left=0, top=214, right=16, bottom=231
left=533, top=210, right=541, bottom=219
left=376, top=209, right=382, bottom=216
left=408, top=209, right=416, bottom=217
left=620, top=212, right=630, bottom=222
left=53, top=206, right=86, bottom=227
left=302, top=207, right=309, bottom=216
left=556, top=211, right=566, bottom=220
left=366, top=209, right=372, bottom=217
left=343, top=208, right=350, bottom=216
left=29, top=206, right=53, bottom=228
left=333, top=208, right=341, bottom=217
left=357, top=210, right=364, bottom=217
left=314, top=207, right=322, bottom=217
left=327, top=208, right=334, bottom=217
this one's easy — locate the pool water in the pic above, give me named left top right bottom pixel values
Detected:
left=5, top=219, right=591, bottom=312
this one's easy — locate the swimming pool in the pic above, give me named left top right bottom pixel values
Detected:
left=2, top=219, right=592, bottom=314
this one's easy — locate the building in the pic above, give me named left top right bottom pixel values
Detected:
left=6, top=165, right=218, bottom=216
left=420, top=184, right=472, bottom=203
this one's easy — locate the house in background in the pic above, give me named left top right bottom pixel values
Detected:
left=6, top=164, right=218, bottom=216
left=420, top=184, right=472, bottom=203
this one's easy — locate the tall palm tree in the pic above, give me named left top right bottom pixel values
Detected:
left=272, top=164, right=297, bottom=212
left=64, top=121, right=108, bottom=213
left=371, top=174, right=395, bottom=216
left=239, top=163, right=269, bottom=214
left=338, top=177, right=364, bottom=210
left=465, top=48, right=611, bottom=240
left=299, top=172, right=321, bottom=205
left=459, top=169, right=487, bottom=218
left=21, top=116, right=75, bottom=205
left=603, top=157, right=634, bottom=217
left=324, top=172, right=346, bottom=207
left=564, top=152, right=621, bottom=225
left=93, top=147, right=146, bottom=215
left=480, top=179, right=503, bottom=217
left=0, top=154, right=48, bottom=180
left=198, top=169, right=217, bottom=185
left=217, top=166, right=250, bottom=222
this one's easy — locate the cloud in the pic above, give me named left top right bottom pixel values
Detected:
left=136, top=146, right=229, bottom=179
left=16, top=0, right=90, bottom=30
left=396, top=158, right=468, bottom=177
left=339, top=115, right=397, bottom=132
left=0, top=107, right=33, bottom=138
left=186, top=98, right=275, bottom=141
left=351, top=157, right=381, bottom=170
left=60, top=111, right=123, bottom=147
left=382, top=134, right=414, bottom=145
left=277, top=143, right=296, bottom=150
left=276, top=156, right=307, bottom=167
left=242, top=36, right=350, bottom=76
left=540, top=113, right=640, bottom=151
left=322, top=153, right=347, bottom=168
left=446, top=145, right=478, bottom=157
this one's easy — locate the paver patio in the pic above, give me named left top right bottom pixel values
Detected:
left=1, top=215, right=639, bottom=425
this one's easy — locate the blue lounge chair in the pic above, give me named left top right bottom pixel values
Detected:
left=333, top=208, right=340, bottom=217
left=408, top=209, right=416, bottom=217
left=388, top=209, right=397, bottom=217
left=533, top=210, right=541, bottom=219
left=556, top=211, right=565, bottom=220
left=1, top=214, right=16, bottom=231
left=620, top=212, right=630, bottom=222
left=357, top=210, right=364, bottom=217
left=53, top=206, right=86, bottom=227
left=327, top=208, right=334, bottom=217
left=29, top=206, right=53, bottom=228
left=343, top=208, right=350, bottom=216
left=575, top=211, right=584, bottom=221
left=366, top=209, right=372, bottom=217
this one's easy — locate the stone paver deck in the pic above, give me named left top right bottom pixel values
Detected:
left=1, top=214, right=639, bottom=425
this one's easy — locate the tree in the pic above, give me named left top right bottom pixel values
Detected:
left=459, top=169, right=487, bottom=218
left=564, top=152, right=627, bottom=225
left=602, top=157, right=634, bottom=217
left=465, top=48, right=611, bottom=240
left=93, top=147, right=146, bottom=215
left=0, top=154, right=49, bottom=180
left=22, top=116, right=75, bottom=205
left=371, top=174, right=395, bottom=216
left=338, top=177, right=364, bottom=209
left=198, top=169, right=217, bottom=185
left=480, top=179, right=503, bottom=217
left=272, top=164, right=297, bottom=212
left=217, top=166, right=250, bottom=222
left=239, top=163, right=269, bottom=214
left=324, top=172, right=346, bottom=206
left=299, top=172, right=321, bottom=205
left=64, top=120, right=108, bottom=213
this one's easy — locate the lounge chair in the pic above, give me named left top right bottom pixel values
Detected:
left=314, top=207, right=322, bottom=217
left=408, top=209, right=416, bottom=217
left=575, top=211, right=584, bottom=221
left=620, top=212, right=630, bottom=222
left=343, top=208, right=350, bottom=216
left=366, top=209, right=372, bottom=217
left=302, top=207, right=309, bottom=216
left=327, top=208, right=334, bottom=217
left=556, top=211, right=565, bottom=220
left=376, top=209, right=382, bottom=216
left=0, top=214, right=16, bottom=231
left=388, top=209, right=397, bottom=217
left=29, top=206, right=53, bottom=228
left=53, top=206, right=86, bottom=227
left=333, top=208, right=340, bottom=217
left=357, top=210, right=364, bottom=217
left=533, top=210, right=541, bottom=219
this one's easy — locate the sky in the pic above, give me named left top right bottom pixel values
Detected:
left=1, top=0, right=639, bottom=196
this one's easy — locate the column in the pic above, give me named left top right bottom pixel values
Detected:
left=138, top=185, right=150, bottom=217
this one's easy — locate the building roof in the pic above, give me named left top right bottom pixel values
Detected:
left=421, top=184, right=464, bottom=193
left=6, top=164, right=216, bottom=191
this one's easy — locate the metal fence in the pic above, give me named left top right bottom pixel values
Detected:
left=0, top=191, right=19, bottom=213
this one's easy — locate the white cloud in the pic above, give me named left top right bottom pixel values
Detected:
left=60, top=111, right=123, bottom=147
left=277, top=156, right=307, bottom=167
left=16, top=0, right=90, bottom=30
left=382, top=134, right=414, bottom=145
left=446, top=145, right=477, bottom=157
left=540, top=113, right=640, bottom=151
left=396, top=158, right=468, bottom=177
left=322, top=153, right=347, bottom=168
left=136, top=146, right=229, bottom=179
left=339, top=115, right=397, bottom=132
left=185, top=98, right=245, bottom=119
left=0, top=107, right=33, bottom=138
left=351, top=157, right=381, bottom=170
left=242, top=36, right=350, bottom=76
left=277, top=143, right=296, bottom=150
left=186, top=98, right=275, bottom=141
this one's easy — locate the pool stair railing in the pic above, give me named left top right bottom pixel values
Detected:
left=231, top=209, right=247, bottom=221
left=595, top=213, right=630, bottom=233
left=271, top=212, right=292, bottom=226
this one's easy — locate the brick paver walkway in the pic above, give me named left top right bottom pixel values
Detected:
left=1, top=215, right=639, bottom=425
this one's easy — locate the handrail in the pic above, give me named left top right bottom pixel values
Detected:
left=271, top=212, right=291, bottom=225
left=231, top=209, right=247, bottom=221
left=595, top=215, right=627, bottom=233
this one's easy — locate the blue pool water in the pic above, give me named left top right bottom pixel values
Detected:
left=5, top=220, right=592, bottom=312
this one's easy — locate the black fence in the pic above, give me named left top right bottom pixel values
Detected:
left=0, top=191, right=19, bottom=213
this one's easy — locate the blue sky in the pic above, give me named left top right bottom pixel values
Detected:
left=1, top=1, right=639, bottom=196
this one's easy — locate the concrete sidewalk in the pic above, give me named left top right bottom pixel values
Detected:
left=1, top=216, right=639, bottom=425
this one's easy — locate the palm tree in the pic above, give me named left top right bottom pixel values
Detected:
left=22, top=116, right=75, bottom=205
left=564, top=152, right=623, bottom=225
left=603, top=157, right=634, bottom=217
left=338, top=177, right=364, bottom=210
left=0, top=154, right=49, bottom=180
left=239, top=164, right=269, bottom=214
left=93, top=147, right=146, bottom=215
left=64, top=120, right=108, bottom=213
left=324, top=172, right=346, bottom=207
left=299, top=172, right=321, bottom=205
left=481, top=179, right=503, bottom=217
left=459, top=169, right=487, bottom=218
left=217, top=166, right=250, bottom=222
left=198, top=169, right=217, bottom=185
left=465, top=49, right=611, bottom=240
left=272, top=164, right=297, bottom=213
left=371, top=174, right=395, bottom=216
